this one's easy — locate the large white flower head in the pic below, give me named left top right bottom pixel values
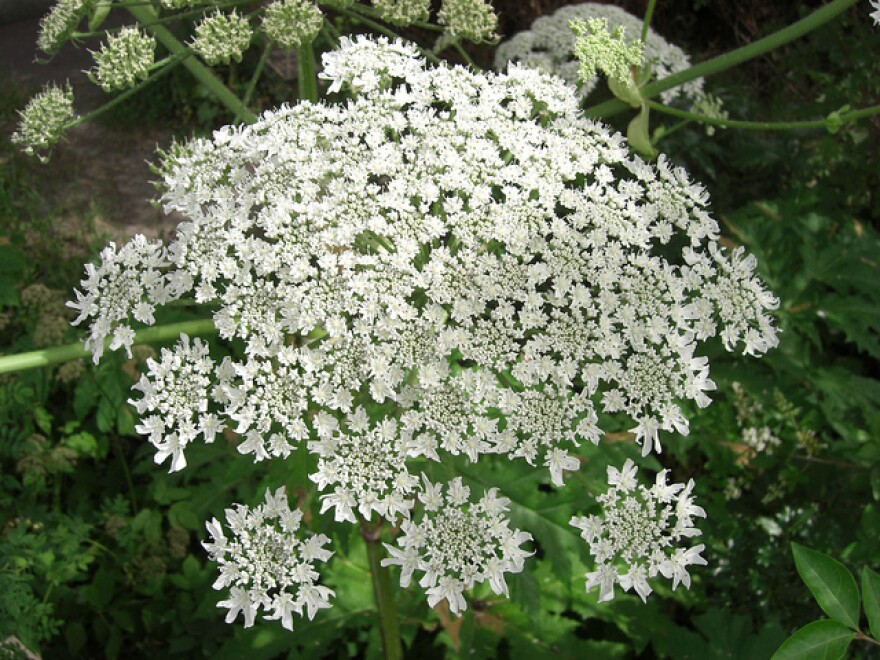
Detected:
left=494, top=3, right=704, bottom=103
left=203, top=487, right=335, bottom=629
left=72, top=35, right=776, bottom=487
left=570, top=459, right=707, bottom=603
left=381, top=477, right=533, bottom=614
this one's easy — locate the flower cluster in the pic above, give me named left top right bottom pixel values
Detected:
left=437, top=0, right=498, bottom=43
left=690, top=92, right=729, bottom=135
left=70, top=36, right=778, bottom=616
left=262, top=0, right=323, bottom=50
left=381, top=477, right=533, bottom=614
left=37, top=0, right=87, bottom=54
left=190, top=10, right=253, bottom=66
left=570, top=459, right=706, bottom=602
left=160, top=0, right=211, bottom=9
left=871, top=0, right=880, bottom=26
left=203, top=487, right=335, bottom=629
left=89, top=26, right=156, bottom=92
left=11, top=82, right=76, bottom=162
left=571, top=17, right=644, bottom=84
left=494, top=3, right=704, bottom=103
left=373, top=0, right=430, bottom=26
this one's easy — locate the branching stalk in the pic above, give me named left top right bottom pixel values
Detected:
left=586, top=0, right=860, bottom=119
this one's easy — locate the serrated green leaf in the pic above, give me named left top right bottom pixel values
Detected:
left=862, top=567, right=880, bottom=639
left=791, top=543, right=859, bottom=629
left=771, top=619, right=853, bottom=660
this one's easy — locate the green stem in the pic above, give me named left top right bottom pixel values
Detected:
left=0, top=319, right=217, bottom=375
left=641, top=0, right=658, bottom=43
left=586, top=0, right=859, bottom=119
left=453, top=42, right=478, bottom=69
left=126, top=4, right=258, bottom=123
left=363, top=525, right=403, bottom=660
left=236, top=38, right=273, bottom=121
left=298, top=41, right=319, bottom=103
left=654, top=118, right=691, bottom=142
left=649, top=100, right=880, bottom=131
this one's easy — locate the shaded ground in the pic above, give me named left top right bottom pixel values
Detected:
left=0, top=15, right=181, bottom=243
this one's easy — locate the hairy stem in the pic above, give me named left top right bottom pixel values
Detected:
left=0, top=319, right=217, bottom=375
left=362, top=524, right=403, bottom=660
left=586, top=0, right=860, bottom=119
left=126, top=4, right=258, bottom=123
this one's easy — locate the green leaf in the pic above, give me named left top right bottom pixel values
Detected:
left=88, top=0, right=113, bottom=31
left=791, top=543, right=860, bottom=629
left=862, top=566, right=880, bottom=639
left=771, top=620, right=853, bottom=660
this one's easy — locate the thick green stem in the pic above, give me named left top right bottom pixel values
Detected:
left=649, top=100, right=880, bottom=130
left=236, top=38, right=272, bottom=122
left=586, top=0, right=860, bottom=119
left=298, top=41, right=319, bottom=103
left=0, top=319, right=217, bottom=375
left=126, top=4, right=258, bottom=123
left=640, top=0, right=658, bottom=43
left=363, top=527, right=403, bottom=660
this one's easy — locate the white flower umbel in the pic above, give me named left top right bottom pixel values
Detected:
left=129, top=334, right=222, bottom=472
left=203, top=487, right=335, bottom=629
left=871, top=0, right=880, bottom=26
left=261, top=0, right=323, bottom=50
left=68, top=235, right=190, bottom=362
left=570, top=459, right=707, bottom=603
left=12, top=82, right=76, bottom=162
left=190, top=10, right=253, bottom=66
left=89, top=26, right=156, bottom=92
left=382, top=477, right=532, bottom=614
left=309, top=408, right=419, bottom=523
left=494, top=3, right=704, bottom=103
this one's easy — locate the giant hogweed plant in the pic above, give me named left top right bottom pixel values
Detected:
left=3, top=0, right=880, bottom=657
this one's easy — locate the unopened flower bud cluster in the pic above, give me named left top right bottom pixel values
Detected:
left=262, top=0, right=323, bottom=50
left=69, top=36, right=778, bottom=617
left=11, top=82, right=76, bottom=161
left=37, top=0, right=88, bottom=54
left=89, top=26, right=156, bottom=92
left=495, top=2, right=704, bottom=103
left=190, top=10, right=253, bottom=65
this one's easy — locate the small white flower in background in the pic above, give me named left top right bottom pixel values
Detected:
left=89, top=26, right=156, bottom=92
left=570, top=459, right=707, bottom=602
left=381, top=477, right=533, bottom=614
left=37, top=0, right=87, bottom=54
left=437, top=0, right=498, bottom=43
left=741, top=426, right=781, bottom=453
left=495, top=3, right=704, bottom=103
left=11, top=82, right=76, bottom=162
left=203, top=487, right=335, bottom=629
left=372, top=0, right=431, bottom=26
left=571, top=17, right=644, bottom=85
left=190, top=10, right=253, bottom=66
left=871, top=0, right=880, bottom=26
left=690, top=92, right=729, bottom=136
left=261, top=0, right=323, bottom=50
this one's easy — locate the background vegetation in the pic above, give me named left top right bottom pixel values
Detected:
left=1, top=0, right=878, bottom=657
